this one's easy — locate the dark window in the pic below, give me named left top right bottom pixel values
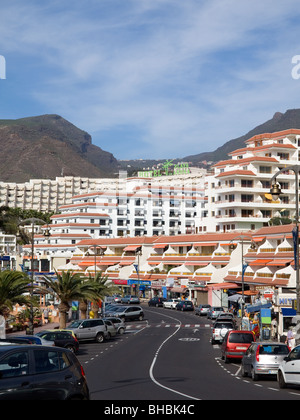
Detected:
left=0, top=351, right=29, bottom=378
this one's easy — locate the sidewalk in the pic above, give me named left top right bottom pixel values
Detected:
left=7, top=322, right=60, bottom=337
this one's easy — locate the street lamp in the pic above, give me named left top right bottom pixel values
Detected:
left=133, top=248, right=142, bottom=297
left=18, top=218, right=51, bottom=335
left=230, top=235, right=256, bottom=323
left=270, top=166, right=300, bottom=344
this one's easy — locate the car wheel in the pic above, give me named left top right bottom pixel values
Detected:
left=241, top=365, right=247, bottom=377
left=251, top=367, right=259, bottom=381
left=138, top=314, right=144, bottom=321
left=118, top=327, right=125, bottom=335
left=278, top=371, right=287, bottom=389
left=224, top=355, right=230, bottom=364
left=106, top=332, right=111, bottom=340
left=95, top=332, right=104, bottom=343
left=65, top=344, right=75, bottom=353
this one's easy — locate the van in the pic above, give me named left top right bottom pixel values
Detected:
left=221, top=330, right=255, bottom=363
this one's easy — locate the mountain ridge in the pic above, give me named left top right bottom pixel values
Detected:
left=0, top=114, right=119, bottom=182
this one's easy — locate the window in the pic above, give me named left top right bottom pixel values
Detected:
left=0, top=351, right=29, bottom=378
left=33, top=350, right=70, bottom=373
left=241, top=180, right=253, bottom=188
left=259, top=166, right=271, bottom=174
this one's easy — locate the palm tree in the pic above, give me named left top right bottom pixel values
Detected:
left=0, top=270, right=32, bottom=318
left=42, top=270, right=97, bottom=329
left=87, top=271, right=120, bottom=315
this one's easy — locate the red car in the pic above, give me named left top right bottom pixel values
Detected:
left=221, top=330, right=255, bottom=363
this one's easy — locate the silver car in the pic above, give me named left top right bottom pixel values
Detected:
left=241, top=342, right=290, bottom=380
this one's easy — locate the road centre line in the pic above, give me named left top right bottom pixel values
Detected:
left=147, top=311, right=200, bottom=400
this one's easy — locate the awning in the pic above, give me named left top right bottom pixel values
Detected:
left=266, top=259, right=293, bottom=266
left=228, top=294, right=243, bottom=302
left=123, top=245, right=141, bottom=251
left=252, top=237, right=265, bottom=242
left=207, top=282, right=239, bottom=290
left=282, top=308, right=296, bottom=317
left=249, top=259, right=272, bottom=266
left=153, top=244, right=167, bottom=249
left=245, top=302, right=272, bottom=313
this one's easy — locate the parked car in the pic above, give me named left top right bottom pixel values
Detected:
left=207, top=307, right=224, bottom=320
left=148, top=297, right=167, bottom=307
left=216, top=312, right=234, bottom=320
left=163, top=298, right=180, bottom=309
left=242, top=342, right=290, bottom=381
left=36, top=328, right=77, bottom=339
left=11, top=335, right=50, bottom=346
left=103, top=317, right=126, bottom=335
left=221, top=330, right=255, bottom=363
left=211, top=321, right=235, bottom=344
left=176, top=301, right=194, bottom=311
left=0, top=344, right=89, bottom=400
left=121, top=295, right=140, bottom=304
left=278, top=345, right=300, bottom=388
left=215, top=313, right=236, bottom=328
left=36, top=331, right=80, bottom=354
left=105, top=305, right=144, bottom=321
left=67, top=318, right=109, bottom=343
left=102, top=320, right=117, bottom=339
left=0, top=337, right=34, bottom=345
left=195, top=304, right=211, bottom=316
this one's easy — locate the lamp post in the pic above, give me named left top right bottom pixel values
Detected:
left=230, top=235, right=256, bottom=324
left=134, top=248, right=142, bottom=298
left=270, top=165, right=300, bottom=344
left=19, top=218, right=51, bottom=335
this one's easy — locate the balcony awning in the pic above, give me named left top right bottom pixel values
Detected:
left=123, top=245, right=141, bottom=251
left=249, top=259, right=272, bottom=266
left=266, top=259, right=293, bottom=266
left=153, top=244, right=167, bottom=249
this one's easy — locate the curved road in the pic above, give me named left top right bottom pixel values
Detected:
left=78, top=305, right=300, bottom=401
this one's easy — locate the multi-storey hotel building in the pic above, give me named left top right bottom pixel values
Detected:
left=204, top=129, right=300, bottom=233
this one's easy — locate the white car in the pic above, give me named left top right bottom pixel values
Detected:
left=211, top=321, right=234, bottom=344
left=278, top=345, right=300, bottom=388
left=163, top=298, right=180, bottom=309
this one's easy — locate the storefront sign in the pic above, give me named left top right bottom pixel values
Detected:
left=127, top=279, right=151, bottom=286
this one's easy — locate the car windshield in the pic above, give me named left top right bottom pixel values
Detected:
left=113, top=307, right=125, bottom=312
left=258, top=345, right=289, bottom=355
left=214, top=323, right=233, bottom=329
left=68, top=321, right=82, bottom=328
left=229, top=333, right=253, bottom=343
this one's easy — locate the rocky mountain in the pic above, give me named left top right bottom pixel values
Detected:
left=0, top=114, right=119, bottom=182
left=183, top=108, right=300, bottom=165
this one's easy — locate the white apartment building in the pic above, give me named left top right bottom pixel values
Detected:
left=204, top=129, right=300, bottom=233
left=23, top=169, right=206, bottom=268
left=0, top=176, right=123, bottom=212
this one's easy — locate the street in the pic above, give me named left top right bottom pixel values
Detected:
left=76, top=305, right=300, bottom=401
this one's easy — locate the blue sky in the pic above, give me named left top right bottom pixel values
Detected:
left=1, top=0, right=300, bottom=160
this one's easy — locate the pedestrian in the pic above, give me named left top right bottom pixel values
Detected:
left=43, top=308, right=49, bottom=324
left=271, top=317, right=278, bottom=341
left=286, top=326, right=296, bottom=350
